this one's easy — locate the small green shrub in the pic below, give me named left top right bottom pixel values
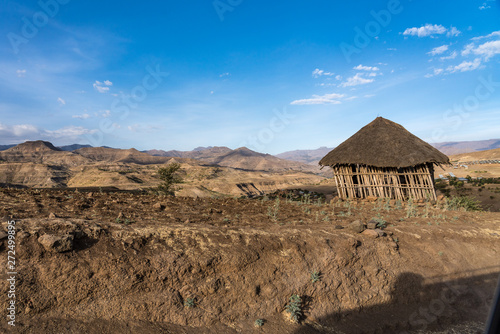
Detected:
left=285, top=294, right=303, bottom=323
left=254, top=319, right=265, bottom=327
left=184, top=298, right=196, bottom=308
left=311, top=271, right=321, bottom=283
left=446, top=196, right=482, bottom=211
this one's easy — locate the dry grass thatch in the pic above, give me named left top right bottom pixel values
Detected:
left=319, top=117, right=450, bottom=168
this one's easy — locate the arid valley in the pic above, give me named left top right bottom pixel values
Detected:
left=1, top=140, right=500, bottom=333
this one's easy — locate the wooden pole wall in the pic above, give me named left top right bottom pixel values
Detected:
left=332, top=164, right=437, bottom=201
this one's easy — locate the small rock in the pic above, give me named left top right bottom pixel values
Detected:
left=367, top=221, right=377, bottom=229
left=0, top=231, right=7, bottom=240
left=153, top=202, right=165, bottom=211
left=38, top=234, right=74, bottom=253
left=389, top=242, right=399, bottom=250
left=334, top=225, right=344, bottom=229
left=366, top=196, right=378, bottom=202
left=362, top=229, right=379, bottom=238
left=184, top=219, right=191, bottom=224
left=48, top=212, right=57, bottom=219
left=348, top=220, right=365, bottom=233
left=117, top=212, right=124, bottom=219
left=87, top=192, right=93, bottom=198
left=374, top=228, right=386, bottom=237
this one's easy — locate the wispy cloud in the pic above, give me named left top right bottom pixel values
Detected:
left=16, top=69, right=26, bottom=78
left=440, top=51, right=457, bottom=60
left=353, top=64, right=379, bottom=71
left=402, top=24, right=460, bottom=38
left=219, top=72, right=230, bottom=77
left=427, top=45, right=449, bottom=56
left=72, top=113, right=90, bottom=119
left=479, top=2, right=491, bottom=10
left=471, top=30, right=500, bottom=41
left=290, top=93, right=345, bottom=105
left=0, top=123, right=95, bottom=143
left=446, top=58, right=483, bottom=73
left=340, top=73, right=374, bottom=87
left=93, top=80, right=112, bottom=93
left=57, top=97, right=66, bottom=105
left=312, top=68, right=335, bottom=78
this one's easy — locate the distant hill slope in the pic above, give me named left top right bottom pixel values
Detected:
left=276, top=139, right=500, bottom=165
left=146, top=146, right=325, bottom=174
left=275, top=147, right=333, bottom=165
left=74, top=147, right=171, bottom=164
left=431, top=139, right=500, bottom=155
left=0, top=141, right=89, bottom=165
left=449, top=147, right=500, bottom=162
left=58, top=144, right=92, bottom=151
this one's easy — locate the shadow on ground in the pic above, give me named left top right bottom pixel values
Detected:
left=295, top=270, right=500, bottom=334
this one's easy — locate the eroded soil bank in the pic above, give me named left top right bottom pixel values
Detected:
left=0, top=190, right=499, bottom=333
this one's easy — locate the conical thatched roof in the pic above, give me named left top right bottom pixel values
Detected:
left=319, top=117, right=450, bottom=168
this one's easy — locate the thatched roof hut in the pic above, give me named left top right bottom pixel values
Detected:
left=319, top=117, right=450, bottom=200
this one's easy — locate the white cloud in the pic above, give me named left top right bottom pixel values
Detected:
left=127, top=124, right=163, bottom=132
left=93, top=80, right=111, bottom=93
left=290, top=93, right=345, bottom=105
left=424, top=68, right=444, bottom=78
left=462, top=43, right=475, bottom=56
left=364, top=94, right=376, bottom=98
left=340, top=73, right=374, bottom=87
left=447, top=58, right=483, bottom=73
left=479, top=2, right=491, bottom=10
left=471, top=30, right=500, bottom=40
left=440, top=51, right=457, bottom=60
left=447, top=27, right=461, bottom=37
left=219, top=72, right=230, bottom=77
left=57, top=97, right=66, bottom=105
left=16, top=69, right=26, bottom=77
left=353, top=64, right=380, bottom=71
left=470, top=40, right=500, bottom=60
left=312, top=68, right=335, bottom=78
left=402, top=24, right=460, bottom=38
left=335, top=75, right=342, bottom=81
left=72, top=113, right=90, bottom=119
left=427, top=45, right=449, bottom=56
left=101, top=110, right=111, bottom=117
left=387, top=48, right=397, bottom=51
left=0, top=123, right=95, bottom=142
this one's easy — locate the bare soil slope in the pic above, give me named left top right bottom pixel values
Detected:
left=0, top=190, right=499, bottom=333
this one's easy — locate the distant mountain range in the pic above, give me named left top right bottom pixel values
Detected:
left=276, top=139, right=500, bottom=165
left=1, top=138, right=499, bottom=168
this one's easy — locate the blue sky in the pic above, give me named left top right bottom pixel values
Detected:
left=0, top=0, right=499, bottom=154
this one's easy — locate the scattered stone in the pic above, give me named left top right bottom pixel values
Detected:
left=362, top=229, right=379, bottom=238
left=153, top=202, right=165, bottom=211
left=38, top=234, right=74, bottom=253
left=374, top=229, right=386, bottom=237
left=87, top=192, right=93, bottom=198
left=48, top=212, right=57, bottom=219
left=389, top=241, right=399, bottom=250
left=348, top=220, right=365, bottom=233
left=367, top=221, right=378, bottom=229
left=334, top=225, right=344, bottom=229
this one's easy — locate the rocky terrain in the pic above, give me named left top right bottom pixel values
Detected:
left=0, top=141, right=326, bottom=196
left=0, top=189, right=499, bottom=333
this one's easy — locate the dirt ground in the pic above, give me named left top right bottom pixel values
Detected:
left=0, top=189, right=499, bottom=333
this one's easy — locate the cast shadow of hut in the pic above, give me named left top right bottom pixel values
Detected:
left=293, top=270, right=500, bottom=334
